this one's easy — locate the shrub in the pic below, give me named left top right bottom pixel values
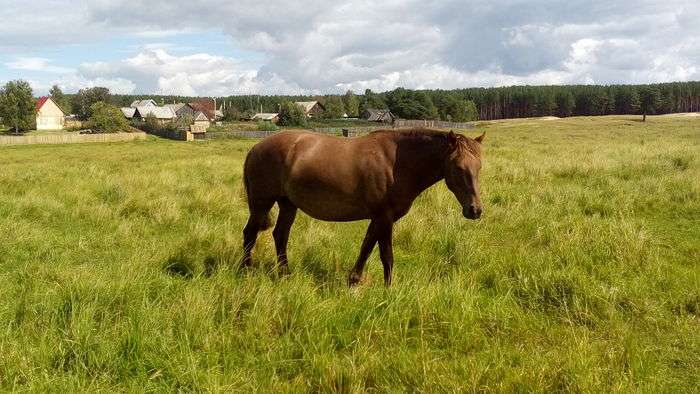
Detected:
left=256, top=121, right=279, bottom=131
left=88, top=102, right=129, bottom=133
left=278, top=101, right=307, bottom=127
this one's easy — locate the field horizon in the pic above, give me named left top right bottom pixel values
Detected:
left=0, top=115, right=698, bottom=391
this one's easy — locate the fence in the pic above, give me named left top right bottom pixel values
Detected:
left=205, top=130, right=279, bottom=139
left=311, top=126, right=392, bottom=136
left=0, top=132, right=147, bottom=146
left=202, top=121, right=476, bottom=141
left=393, top=119, right=475, bottom=129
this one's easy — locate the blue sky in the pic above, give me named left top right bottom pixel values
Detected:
left=1, top=1, right=698, bottom=96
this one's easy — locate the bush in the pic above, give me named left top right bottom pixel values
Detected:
left=88, top=102, right=129, bottom=133
left=256, top=121, right=279, bottom=131
left=278, top=101, right=307, bottom=127
left=142, top=113, right=160, bottom=133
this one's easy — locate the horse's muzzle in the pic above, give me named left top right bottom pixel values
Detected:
left=463, top=205, right=482, bottom=220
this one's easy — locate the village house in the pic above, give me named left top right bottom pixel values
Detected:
left=251, top=113, right=280, bottom=123
left=120, top=107, right=136, bottom=119
left=132, top=105, right=176, bottom=124
left=189, top=99, right=218, bottom=121
left=361, top=108, right=396, bottom=123
left=295, top=101, right=325, bottom=118
left=35, top=97, right=65, bottom=130
left=130, top=99, right=158, bottom=108
left=164, top=103, right=195, bottom=118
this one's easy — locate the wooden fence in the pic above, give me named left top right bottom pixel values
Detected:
left=393, top=119, right=475, bottom=129
left=0, top=132, right=147, bottom=146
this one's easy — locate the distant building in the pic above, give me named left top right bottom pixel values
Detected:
left=251, top=113, right=279, bottom=123
left=295, top=101, right=325, bottom=118
left=120, top=107, right=136, bottom=119
left=35, top=97, right=65, bottom=130
left=130, top=99, right=158, bottom=108
left=361, top=109, right=395, bottom=123
left=189, top=99, right=217, bottom=121
left=133, top=106, right=176, bottom=123
left=164, top=103, right=195, bottom=118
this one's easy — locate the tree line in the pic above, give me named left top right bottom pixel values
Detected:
left=128, top=81, right=698, bottom=122
left=2, top=80, right=699, bottom=133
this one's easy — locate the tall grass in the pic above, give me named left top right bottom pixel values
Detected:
left=0, top=116, right=698, bottom=391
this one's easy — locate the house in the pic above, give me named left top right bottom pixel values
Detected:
left=189, top=99, right=217, bottom=121
left=251, top=113, right=279, bottom=123
left=295, top=101, right=325, bottom=118
left=120, top=107, right=136, bottom=119
left=130, top=99, right=158, bottom=108
left=35, top=97, right=65, bottom=130
left=192, top=111, right=210, bottom=127
left=133, top=106, right=176, bottom=123
left=164, top=103, right=195, bottom=118
left=361, top=108, right=395, bottom=123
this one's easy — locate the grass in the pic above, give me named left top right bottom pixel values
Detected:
left=0, top=115, right=698, bottom=391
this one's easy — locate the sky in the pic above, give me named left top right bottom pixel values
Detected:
left=1, top=1, right=698, bottom=96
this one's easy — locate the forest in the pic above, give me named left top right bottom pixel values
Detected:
left=61, top=81, right=700, bottom=122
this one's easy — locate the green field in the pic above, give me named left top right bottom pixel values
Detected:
left=0, top=116, right=698, bottom=391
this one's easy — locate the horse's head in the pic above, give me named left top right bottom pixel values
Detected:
left=444, top=131, right=485, bottom=220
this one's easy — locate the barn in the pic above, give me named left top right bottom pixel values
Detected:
left=35, top=97, right=65, bottom=130
left=361, top=108, right=396, bottom=123
left=295, top=101, right=325, bottom=118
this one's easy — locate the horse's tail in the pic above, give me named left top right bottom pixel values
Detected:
left=242, top=150, right=273, bottom=231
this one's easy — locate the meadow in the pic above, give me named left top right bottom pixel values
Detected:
left=0, top=116, right=697, bottom=392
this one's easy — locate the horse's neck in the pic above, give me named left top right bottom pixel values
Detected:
left=393, top=134, right=448, bottom=195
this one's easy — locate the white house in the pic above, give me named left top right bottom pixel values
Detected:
left=35, top=97, right=65, bottom=130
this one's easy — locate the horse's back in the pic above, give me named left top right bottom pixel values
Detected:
left=244, top=130, right=394, bottom=221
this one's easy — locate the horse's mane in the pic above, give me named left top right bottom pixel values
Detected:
left=371, top=127, right=482, bottom=157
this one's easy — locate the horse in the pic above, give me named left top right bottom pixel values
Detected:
left=241, top=128, right=485, bottom=286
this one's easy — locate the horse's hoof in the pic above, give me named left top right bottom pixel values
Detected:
left=279, top=265, right=291, bottom=277
left=348, top=271, right=363, bottom=287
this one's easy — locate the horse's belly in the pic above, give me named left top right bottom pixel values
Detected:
left=287, top=186, right=370, bottom=222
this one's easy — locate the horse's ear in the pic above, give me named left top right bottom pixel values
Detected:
left=474, top=132, right=486, bottom=144
left=448, top=130, right=458, bottom=148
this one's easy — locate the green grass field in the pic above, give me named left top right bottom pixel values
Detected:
left=0, top=116, right=698, bottom=391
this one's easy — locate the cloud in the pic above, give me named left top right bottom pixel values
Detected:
left=2, top=1, right=699, bottom=95
left=5, top=57, right=74, bottom=74
left=78, top=49, right=304, bottom=96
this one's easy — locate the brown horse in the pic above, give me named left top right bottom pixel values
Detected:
left=242, top=128, right=485, bottom=286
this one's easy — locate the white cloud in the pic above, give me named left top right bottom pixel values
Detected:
left=5, top=57, right=74, bottom=74
left=79, top=49, right=304, bottom=96
left=2, top=1, right=699, bottom=95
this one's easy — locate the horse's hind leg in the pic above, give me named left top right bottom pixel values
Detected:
left=272, top=198, right=297, bottom=275
left=241, top=200, right=274, bottom=268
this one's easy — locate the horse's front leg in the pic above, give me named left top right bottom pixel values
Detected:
left=376, top=219, right=394, bottom=287
left=348, top=221, right=378, bottom=286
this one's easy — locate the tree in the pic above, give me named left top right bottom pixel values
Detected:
left=223, top=105, right=243, bottom=121
left=342, top=90, right=360, bottom=117
left=73, top=87, right=111, bottom=120
left=49, top=84, right=69, bottom=113
left=0, top=80, right=35, bottom=133
left=359, top=89, right=387, bottom=114
left=555, top=91, right=575, bottom=117
left=88, top=102, right=129, bottom=133
left=323, top=95, right=345, bottom=119
left=464, top=100, right=479, bottom=122
left=614, top=87, right=640, bottom=115
left=278, top=101, right=307, bottom=127
left=639, top=86, right=661, bottom=122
